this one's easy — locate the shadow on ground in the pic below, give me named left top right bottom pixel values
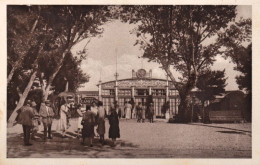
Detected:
left=186, top=123, right=251, bottom=133
left=216, top=130, right=247, bottom=135
left=7, top=130, right=139, bottom=158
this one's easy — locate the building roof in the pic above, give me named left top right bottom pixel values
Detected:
left=77, top=91, right=98, bottom=96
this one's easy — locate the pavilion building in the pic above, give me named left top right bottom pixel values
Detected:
left=96, top=69, right=180, bottom=118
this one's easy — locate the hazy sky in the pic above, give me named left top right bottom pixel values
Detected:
left=71, top=5, right=252, bottom=91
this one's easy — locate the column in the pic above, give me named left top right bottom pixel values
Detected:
left=115, top=81, right=118, bottom=102
left=148, top=86, right=152, bottom=95
left=131, top=86, right=135, bottom=98
left=166, top=76, right=169, bottom=102
left=98, top=81, right=102, bottom=101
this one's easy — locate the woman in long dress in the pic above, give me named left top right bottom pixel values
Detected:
left=76, top=105, right=85, bottom=138
left=125, top=101, right=132, bottom=120
left=81, top=105, right=96, bottom=147
left=56, top=98, right=68, bottom=137
left=97, top=101, right=106, bottom=145
left=109, top=103, right=120, bottom=147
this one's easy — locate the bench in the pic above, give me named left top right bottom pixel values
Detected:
left=209, top=110, right=244, bottom=123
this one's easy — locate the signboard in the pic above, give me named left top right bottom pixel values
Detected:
left=80, top=97, right=98, bottom=105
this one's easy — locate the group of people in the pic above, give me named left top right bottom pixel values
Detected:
left=118, top=101, right=155, bottom=123
left=16, top=99, right=55, bottom=145
left=77, top=101, right=120, bottom=147
left=16, top=99, right=120, bottom=147
left=136, top=102, right=155, bottom=123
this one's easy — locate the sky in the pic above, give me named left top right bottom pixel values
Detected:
left=71, top=5, right=252, bottom=91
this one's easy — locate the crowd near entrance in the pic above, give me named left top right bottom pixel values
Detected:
left=79, top=69, right=181, bottom=120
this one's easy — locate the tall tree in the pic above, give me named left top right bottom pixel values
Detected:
left=37, top=5, right=110, bottom=102
left=8, top=5, right=110, bottom=124
left=218, top=19, right=252, bottom=93
left=195, top=69, right=227, bottom=114
left=218, top=18, right=252, bottom=121
left=7, top=6, right=41, bottom=84
left=121, top=5, right=236, bottom=122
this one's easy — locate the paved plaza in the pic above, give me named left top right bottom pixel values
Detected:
left=7, top=118, right=251, bottom=158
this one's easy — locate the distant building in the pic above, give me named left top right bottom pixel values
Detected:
left=77, top=69, right=181, bottom=118
left=207, top=90, right=245, bottom=111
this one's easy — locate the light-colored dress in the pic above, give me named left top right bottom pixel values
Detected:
left=77, top=107, right=85, bottom=129
left=97, top=106, right=106, bottom=135
left=56, top=104, right=68, bottom=132
left=125, top=103, right=132, bottom=119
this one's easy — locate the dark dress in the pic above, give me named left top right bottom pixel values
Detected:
left=82, top=111, right=96, bottom=138
left=108, top=110, right=120, bottom=139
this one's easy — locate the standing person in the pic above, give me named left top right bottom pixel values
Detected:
left=97, top=101, right=106, bottom=145
left=17, top=100, right=34, bottom=146
left=91, top=101, right=98, bottom=137
left=108, top=103, right=120, bottom=147
left=120, top=104, right=125, bottom=119
left=130, top=98, right=135, bottom=119
left=81, top=105, right=96, bottom=147
left=39, top=100, right=55, bottom=140
left=141, top=102, right=146, bottom=123
left=31, top=101, right=40, bottom=140
left=162, top=101, right=169, bottom=119
left=136, top=102, right=142, bottom=122
left=76, top=104, right=85, bottom=138
left=125, top=101, right=132, bottom=120
left=147, top=102, right=154, bottom=123
left=56, top=98, right=68, bottom=138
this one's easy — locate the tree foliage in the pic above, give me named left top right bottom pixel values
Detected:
left=121, top=5, right=236, bottom=122
left=7, top=5, right=110, bottom=123
left=218, top=19, right=252, bottom=93
left=196, top=69, right=227, bottom=104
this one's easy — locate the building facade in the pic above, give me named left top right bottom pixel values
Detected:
left=97, top=69, right=180, bottom=118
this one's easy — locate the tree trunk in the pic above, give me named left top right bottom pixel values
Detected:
left=7, top=65, right=17, bottom=84
left=8, top=70, right=37, bottom=126
left=177, top=93, right=190, bottom=123
left=42, top=49, right=69, bottom=102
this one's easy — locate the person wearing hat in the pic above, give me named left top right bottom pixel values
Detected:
left=39, top=100, right=55, bottom=140
left=56, top=98, right=69, bottom=138
left=31, top=101, right=41, bottom=140
left=17, top=100, right=35, bottom=146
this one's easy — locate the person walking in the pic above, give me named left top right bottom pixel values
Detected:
left=136, top=102, right=142, bottom=122
left=56, top=98, right=68, bottom=138
left=17, top=100, right=35, bottom=146
left=39, top=100, right=55, bottom=140
left=147, top=102, right=154, bottom=123
left=141, top=102, right=146, bottom=123
left=91, top=101, right=98, bottom=137
left=31, top=101, right=40, bottom=140
left=81, top=105, right=96, bottom=147
left=76, top=104, right=85, bottom=138
left=125, top=101, right=132, bottom=120
left=97, top=101, right=106, bottom=145
left=108, top=103, right=120, bottom=147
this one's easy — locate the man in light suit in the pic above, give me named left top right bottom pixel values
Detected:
left=39, top=100, right=55, bottom=140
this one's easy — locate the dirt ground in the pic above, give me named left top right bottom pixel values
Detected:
left=7, top=118, right=251, bottom=158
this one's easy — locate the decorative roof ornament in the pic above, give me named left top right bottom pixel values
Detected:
left=136, top=69, right=146, bottom=79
